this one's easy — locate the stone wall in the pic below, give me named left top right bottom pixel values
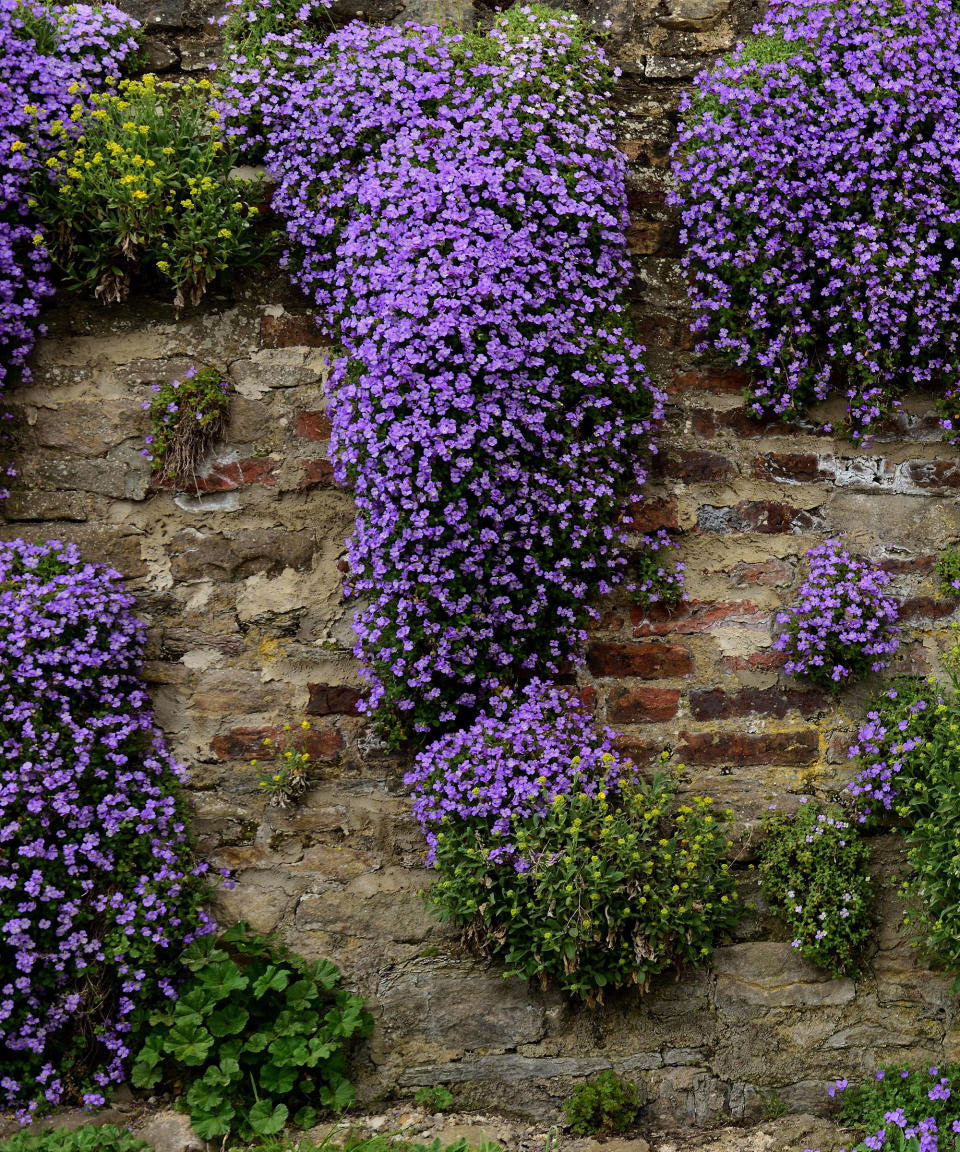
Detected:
left=6, top=0, right=960, bottom=1129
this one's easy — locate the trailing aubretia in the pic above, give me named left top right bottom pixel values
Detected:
left=773, top=539, right=899, bottom=689
left=404, top=680, right=632, bottom=865
left=673, top=0, right=960, bottom=443
left=758, top=801, right=873, bottom=977
left=804, top=1066, right=960, bottom=1152
left=227, top=6, right=663, bottom=741
left=0, top=0, right=138, bottom=494
left=630, top=529, right=685, bottom=611
left=0, top=540, right=212, bottom=1118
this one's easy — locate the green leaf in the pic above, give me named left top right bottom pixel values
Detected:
left=208, top=1002, right=249, bottom=1037
left=168, top=1022, right=215, bottom=1066
left=185, top=1079, right=225, bottom=1113
left=197, top=959, right=249, bottom=1000
left=247, top=1100, right=289, bottom=1136
left=293, top=1105, right=318, bottom=1130
left=259, top=1061, right=298, bottom=1094
left=189, top=1100, right=236, bottom=1141
left=252, top=963, right=291, bottom=997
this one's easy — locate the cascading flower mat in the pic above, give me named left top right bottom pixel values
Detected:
left=672, top=0, right=960, bottom=443
left=0, top=540, right=212, bottom=1119
left=234, top=6, right=664, bottom=742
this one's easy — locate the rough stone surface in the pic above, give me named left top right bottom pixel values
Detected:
left=139, top=1111, right=208, bottom=1152
left=6, top=0, right=960, bottom=1133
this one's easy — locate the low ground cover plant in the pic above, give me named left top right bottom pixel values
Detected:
left=562, top=1070, right=645, bottom=1135
left=773, top=539, right=899, bottom=689
left=132, top=923, right=372, bottom=1143
left=804, top=1065, right=960, bottom=1152
left=0, top=539, right=213, bottom=1118
left=35, top=73, right=265, bottom=307
left=673, top=0, right=960, bottom=443
left=0, top=1126, right=149, bottom=1152
left=630, top=529, right=685, bottom=611
left=758, top=801, right=873, bottom=977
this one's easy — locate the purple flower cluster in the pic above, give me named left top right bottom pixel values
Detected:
left=773, top=539, right=899, bottom=689
left=227, top=7, right=663, bottom=739
left=404, top=679, right=633, bottom=864
left=846, top=681, right=941, bottom=821
left=0, top=0, right=138, bottom=495
left=0, top=539, right=212, bottom=1119
left=673, top=0, right=960, bottom=443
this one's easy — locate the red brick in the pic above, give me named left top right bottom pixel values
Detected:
left=304, top=725, right=345, bottom=759
left=238, top=457, right=279, bottom=486
left=691, top=407, right=830, bottom=440
left=294, top=410, right=332, bottom=441
left=730, top=558, right=795, bottom=588
left=625, top=221, right=680, bottom=256
left=879, top=555, right=935, bottom=576
left=632, top=599, right=765, bottom=637
left=188, top=462, right=242, bottom=492
left=578, top=685, right=598, bottom=713
left=670, top=367, right=748, bottom=395
left=608, top=686, right=680, bottom=723
left=627, top=496, right=680, bottom=533
left=587, top=641, right=693, bottom=679
left=697, top=500, right=823, bottom=535
left=613, top=737, right=660, bottom=766
left=678, top=730, right=819, bottom=767
left=902, top=460, right=960, bottom=490
left=897, top=596, right=958, bottom=622
left=720, top=650, right=788, bottom=673
left=752, top=452, right=830, bottom=483
left=688, top=686, right=826, bottom=721
left=306, top=683, right=363, bottom=715
left=212, top=725, right=278, bottom=761
left=654, top=449, right=733, bottom=483
left=299, top=459, right=335, bottom=490
left=260, top=312, right=330, bottom=348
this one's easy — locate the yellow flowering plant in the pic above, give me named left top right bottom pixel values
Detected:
left=33, top=74, right=268, bottom=306
left=426, top=767, right=741, bottom=1000
left=253, top=722, right=312, bottom=808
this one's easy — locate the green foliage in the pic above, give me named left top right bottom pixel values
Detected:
left=131, top=923, right=372, bottom=1145
left=427, top=771, right=741, bottom=999
left=757, top=801, right=873, bottom=977
left=0, top=1126, right=149, bottom=1152
left=836, top=1064, right=960, bottom=1139
left=630, top=530, right=684, bottom=611
left=35, top=74, right=266, bottom=307
left=938, top=546, right=960, bottom=598
left=254, top=722, right=313, bottom=808
left=562, top=1070, right=645, bottom=1135
left=850, top=642, right=960, bottom=980
left=413, top=1086, right=455, bottom=1112
left=143, top=365, right=230, bottom=486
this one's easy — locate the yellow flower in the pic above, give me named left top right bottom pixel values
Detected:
left=23, top=104, right=37, bottom=116
left=9, top=141, right=24, bottom=153
left=133, top=190, right=148, bottom=200
left=32, top=234, right=44, bottom=247
left=161, top=146, right=175, bottom=156
left=122, top=121, right=137, bottom=132
left=301, top=720, right=310, bottom=730
left=181, top=199, right=194, bottom=209
left=67, top=82, right=80, bottom=95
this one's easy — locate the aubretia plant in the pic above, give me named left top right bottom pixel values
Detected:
left=758, top=801, right=873, bottom=977
left=673, top=0, right=960, bottom=443
left=803, top=1066, right=960, bottom=1152
left=0, top=539, right=213, bottom=1119
left=404, top=680, right=632, bottom=864
left=427, top=771, right=739, bottom=999
left=773, top=539, right=899, bottom=689
left=35, top=74, right=265, bottom=307
left=143, top=365, right=230, bottom=487
left=846, top=640, right=960, bottom=980
left=630, top=529, right=685, bottom=610
left=225, top=6, right=664, bottom=742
